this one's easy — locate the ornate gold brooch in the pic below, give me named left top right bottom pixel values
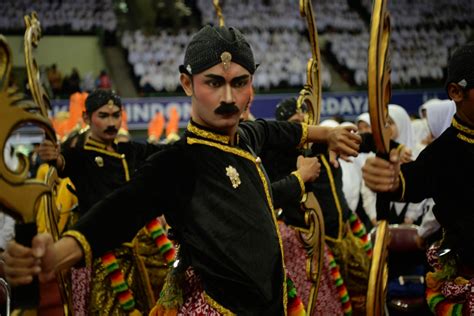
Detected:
left=220, top=51, right=232, bottom=71
left=225, top=165, right=241, bottom=189
left=95, top=156, right=104, bottom=167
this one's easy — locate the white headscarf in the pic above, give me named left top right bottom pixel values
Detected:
left=388, top=105, right=425, bottom=219
left=319, top=119, right=340, bottom=128
left=418, top=98, right=440, bottom=118
left=356, top=112, right=371, bottom=126
left=411, top=119, right=430, bottom=148
left=425, top=99, right=456, bottom=139
left=389, top=104, right=414, bottom=149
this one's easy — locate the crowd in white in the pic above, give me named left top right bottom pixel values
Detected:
left=121, top=27, right=333, bottom=92
left=0, top=0, right=117, bottom=32
left=123, top=0, right=358, bottom=93
left=328, top=0, right=472, bottom=86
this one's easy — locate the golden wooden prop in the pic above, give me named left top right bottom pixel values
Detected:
left=366, top=221, right=390, bottom=315
left=0, top=12, right=72, bottom=314
left=295, top=1, right=325, bottom=314
left=212, top=0, right=225, bottom=27
left=295, top=191, right=325, bottom=315
left=296, top=0, right=322, bottom=126
left=368, top=0, right=392, bottom=154
left=367, top=0, right=392, bottom=314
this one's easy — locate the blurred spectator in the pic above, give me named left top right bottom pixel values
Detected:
left=0, top=0, right=117, bottom=33
left=63, top=68, right=81, bottom=95
left=96, top=70, right=112, bottom=90
left=81, top=71, right=96, bottom=92
left=47, top=63, right=63, bottom=96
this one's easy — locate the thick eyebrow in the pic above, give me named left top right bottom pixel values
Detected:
left=231, top=75, right=250, bottom=84
left=204, top=74, right=225, bottom=81
left=97, top=110, right=121, bottom=116
left=203, top=74, right=250, bottom=83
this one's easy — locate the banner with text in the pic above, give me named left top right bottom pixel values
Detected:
left=51, top=89, right=447, bottom=130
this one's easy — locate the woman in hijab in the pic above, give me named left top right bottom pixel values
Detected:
left=356, top=113, right=371, bottom=133
left=387, top=104, right=426, bottom=224
left=416, top=99, right=456, bottom=244
left=361, top=105, right=423, bottom=225
left=411, top=99, right=438, bottom=157
left=425, top=99, right=456, bottom=139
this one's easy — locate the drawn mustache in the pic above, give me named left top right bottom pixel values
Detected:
left=214, top=102, right=239, bottom=115
left=104, top=127, right=118, bottom=133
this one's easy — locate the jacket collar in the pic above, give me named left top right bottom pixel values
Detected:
left=186, top=120, right=239, bottom=145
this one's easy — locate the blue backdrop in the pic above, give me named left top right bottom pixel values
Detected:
left=51, top=89, right=447, bottom=130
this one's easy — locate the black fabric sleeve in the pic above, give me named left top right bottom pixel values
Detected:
left=59, top=146, right=82, bottom=179
left=398, top=147, right=433, bottom=203
left=271, top=174, right=302, bottom=210
left=120, top=141, right=168, bottom=164
left=381, top=145, right=434, bottom=203
left=239, top=119, right=303, bottom=155
left=71, top=145, right=192, bottom=257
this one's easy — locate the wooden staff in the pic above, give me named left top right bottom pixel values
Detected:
left=366, top=0, right=392, bottom=314
left=0, top=12, right=72, bottom=314
left=295, top=1, right=325, bottom=314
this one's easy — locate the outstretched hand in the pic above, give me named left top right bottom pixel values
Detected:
left=38, top=140, right=60, bottom=162
left=327, top=124, right=361, bottom=168
left=362, top=148, right=401, bottom=192
left=296, top=155, right=321, bottom=183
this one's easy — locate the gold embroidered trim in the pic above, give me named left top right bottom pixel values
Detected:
left=187, top=122, right=230, bottom=144
left=122, top=157, right=130, bottom=181
left=291, top=171, right=306, bottom=198
left=187, top=136, right=288, bottom=314
left=187, top=137, right=255, bottom=161
left=299, top=123, right=308, bottom=147
left=63, top=230, right=92, bottom=268
left=83, top=145, right=122, bottom=158
left=203, top=292, right=236, bottom=315
left=453, top=117, right=474, bottom=136
left=86, top=138, right=108, bottom=149
left=399, top=171, right=406, bottom=202
left=83, top=146, right=130, bottom=181
left=457, top=133, right=474, bottom=144
left=320, top=155, right=344, bottom=241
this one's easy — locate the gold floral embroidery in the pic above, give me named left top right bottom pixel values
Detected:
left=456, top=133, right=474, bottom=144
left=63, top=230, right=92, bottom=268
left=452, top=117, right=474, bottom=136
left=203, top=292, right=235, bottom=315
left=291, top=170, right=305, bottom=198
left=187, top=122, right=230, bottom=144
left=86, top=137, right=108, bottom=149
